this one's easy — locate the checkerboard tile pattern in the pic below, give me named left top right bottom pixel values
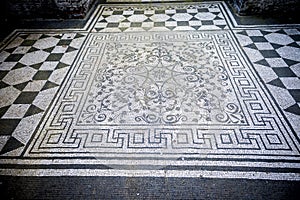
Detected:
left=93, top=3, right=227, bottom=32
left=0, top=32, right=86, bottom=155
left=235, top=29, right=300, bottom=117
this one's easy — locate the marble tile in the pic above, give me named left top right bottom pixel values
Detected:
left=12, top=113, right=44, bottom=144
left=281, top=77, right=300, bottom=89
left=0, top=86, right=21, bottom=108
left=2, top=67, right=37, bottom=85
left=277, top=46, right=300, bottom=62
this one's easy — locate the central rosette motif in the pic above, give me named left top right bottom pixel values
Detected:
left=80, top=42, right=244, bottom=124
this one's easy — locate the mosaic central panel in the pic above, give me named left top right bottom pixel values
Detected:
left=79, top=39, right=243, bottom=125
left=26, top=31, right=299, bottom=159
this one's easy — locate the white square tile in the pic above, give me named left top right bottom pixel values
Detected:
left=165, top=21, right=177, bottom=26
left=290, top=63, right=300, bottom=77
left=26, top=34, right=43, bottom=40
left=52, top=46, right=67, bottom=53
left=281, top=77, right=300, bottom=89
left=0, top=51, right=10, bottom=63
left=0, top=136, right=10, bottom=152
left=123, top=10, right=134, bottom=15
left=0, top=86, right=21, bottom=108
left=141, top=22, right=154, bottom=28
left=188, top=21, right=202, bottom=26
left=23, top=80, right=47, bottom=91
left=165, top=9, right=176, bottom=14
left=255, top=42, right=274, bottom=50
left=144, top=10, right=154, bottom=15
left=268, top=85, right=296, bottom=109
left=12, top=46, right=31, bottom=54
left=102, top=10, right=113, bottom=15
left=246, top=30, right=263, bottom=36
left=266, top=58, right=289, bottom=68
left=284, top=29, right=300, bottom=35
left=61, top=33, right=77, bottom=40
left=0, top=62, right=16, bottom=70
left=40, top=61, right=59, bottom=70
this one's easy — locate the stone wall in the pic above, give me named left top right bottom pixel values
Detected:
left=2, top=0, right=300, bottom=19
left=230, top=0, right=300, bottom=15
left=3, top=0, right=95, bottom=19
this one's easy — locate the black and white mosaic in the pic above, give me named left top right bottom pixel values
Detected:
left=235, top=29, right=300, bottom=133
left=94, top=3, right=228, bottom=32
left=0, top=2, right=299, bottom=180
left=0, top=33, right=87, bottom=155
left=27, top=31, right=298, bottom=159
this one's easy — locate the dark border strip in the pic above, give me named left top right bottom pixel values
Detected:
left=0, top=163, right=300, bottom=173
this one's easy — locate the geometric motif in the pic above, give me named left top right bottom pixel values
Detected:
left=26, top=31, right=300, bottom=162
left=235, top=29, right=300, bottom=133
left=0, top=32, right=86, bottom=154
left=94, top=3, right=228, bottom=32
left=235, top=29, right=300, bottom=112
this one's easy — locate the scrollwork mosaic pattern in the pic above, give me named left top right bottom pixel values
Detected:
left=79, top=41, right=244, bottom=124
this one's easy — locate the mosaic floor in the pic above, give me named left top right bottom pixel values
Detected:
left=0, top=1, right=300, bottom=181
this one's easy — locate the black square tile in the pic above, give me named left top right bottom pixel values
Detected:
left=250, top=36, right=268, bottom=42
left=46, top=53, right=63, bottom=61
left=177, top=21, right=189, bottom=26
left=24, top=105, right=43, bottom=117
left=32, top=71, right=52, bottom=80
left=201, top=20, right=214, bottom=25
left=289, top=89, right=300, bottom=102
left=4, top=54, right=23, bottom=62
left=112, top=11, right=123, bottom=15
left=0, top=106, right=10, bottom=118
left=0, top=136, right=24, bottom=154
left=5, top=47, right=17, bottom=54
left=14, top=92, right=39, bottom=104
left=55, top=62, right=69, bottom=69
left=0, top=71, right=9, bottom=79
left=30, top=63, right=43, bottom=70
left=284, top=104, right=300, bottom=115
left=107, top=23, right=119, bottom=28
left=260, top=50, right=280, bottom=58
left=13, top=82, right=28, bottom=91
left=12, top=63, right=26, bottom=70
left=176, top=9, right=187, bottom=13
left=134, top=10, right=144, bottom=14
left=0, top=81, right=9, bottom=89
left=0, top=119, right=20, bottom=135
left=131, top=22, right=142, bottom=27
left=44, top=47, right=54, bottom=53
left=273, top=67, right=297, bottom=77
left=154, top=22, right=165, bottom=27
left=21, top=40, right=36, bottom=46
left=198, top=8, right=209, bottom=12
left=290, top=35, right=300, bottom=41
left=57, top=39, right=72, bottom=46
left=42, top=81, right=58, bottom=90
left=155, top=10, right=165, bottom=14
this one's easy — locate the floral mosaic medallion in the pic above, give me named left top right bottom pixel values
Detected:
left=80, top=40, right=244, bottom=125
left=25, top=31, right=299, bottom=162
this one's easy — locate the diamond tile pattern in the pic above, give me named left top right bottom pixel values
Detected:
left=0, top=32, right=86, bottom=154
left=94, top=3, right=227, bottom=32
left=235, top=29, right=300, bottom=116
